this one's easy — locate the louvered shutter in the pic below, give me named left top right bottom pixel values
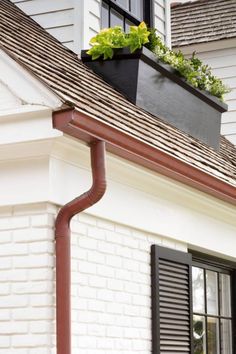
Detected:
left=151, top=245, right=193, bottom=354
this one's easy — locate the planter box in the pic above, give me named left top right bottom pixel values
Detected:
left=81, top=47, right=227, bottom=150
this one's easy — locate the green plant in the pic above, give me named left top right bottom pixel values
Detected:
left=87, top=24, right=230, bottom=100
left=145, top=27, right=161, bottom=52
left=149, top=29, right=230, bottom=100
left=87, top=22, right=150, bottom=60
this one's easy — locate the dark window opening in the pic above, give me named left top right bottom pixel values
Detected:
left=101, top=0, right=153, bottom=31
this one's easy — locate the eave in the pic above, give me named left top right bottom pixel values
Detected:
left=53, top=108, right=236, bottom=207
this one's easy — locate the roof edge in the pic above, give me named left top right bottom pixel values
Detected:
left=53, top=108, right=236, bottom=207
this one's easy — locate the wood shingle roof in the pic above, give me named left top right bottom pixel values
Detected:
left=171, top=0, right=236, bottom=47
left=1, top=0, right=236, bottom=188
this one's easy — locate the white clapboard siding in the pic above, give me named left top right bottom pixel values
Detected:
left=47, top=25, right=74, bottom=43
left=11, top=0, right=73, bottom=13
left=84, top=0, right=169, bottom=44
left=196, top=47, right=236, bottom=145
left=10, top=0, right=75, bottom=51
left=0, top=82, right=21, bottom=111
left=32, top=10, right=74, bottom=28
left=154, top=0, right=166, bottom=40
left=74, top=0, right=102, bottom=53
left=154, top=1, right=172, bottom=46
left=10, top=0, right=170, bottom=54
left=88, top=0, right=101, bottom=36
left=80, top=0, right=170, bottom=50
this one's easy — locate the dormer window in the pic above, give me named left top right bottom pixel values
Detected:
left=101, top=0, right=152, bottom=30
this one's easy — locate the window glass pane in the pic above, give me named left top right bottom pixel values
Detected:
left=192, top=267, right=205, bottom=313
left=206, top=270, right=218, bottom=315
left=125, top=19, right=135, bottom=31
left=207, top=317, right=219, bottom=354
left=130, top=0, right=143, bottom=19
left=221, top=319, right=232, bottom=354
left=101, top=2, right=109, bottom=28
left=220, top=274, right=231, bottom=317
left=110, top=8, right=124, bottom=27
left=193, top=315, right=206, bottom=354
left=115, top=0, right=129, bottom=10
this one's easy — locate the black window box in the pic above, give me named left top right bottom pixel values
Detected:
left=81, top=47, right=228, bottom=150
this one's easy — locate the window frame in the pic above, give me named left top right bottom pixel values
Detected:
left=101, top=0, right=153, bottom=29
left=151, top=245, right=236, bottom=354
left=192, top=251, right=236, bottom=354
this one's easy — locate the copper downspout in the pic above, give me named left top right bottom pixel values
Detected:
left=55, top=140, right=106, bottom=354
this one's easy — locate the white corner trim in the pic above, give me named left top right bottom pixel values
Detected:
left=0, top=49, right=63, bottom=109
left=165, top=0, right=172, bottom=48
left=74, top=0, right=84, bottom=55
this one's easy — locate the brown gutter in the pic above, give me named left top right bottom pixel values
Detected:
left=55, top=140, right=106, bottom=354
left=53, top=108, right=236, bottom=207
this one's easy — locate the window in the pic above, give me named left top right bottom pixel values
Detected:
left=192, top=259, right=233, bottom=354
left=151, top=246, right=235, bottom=354
left=101, top=0, right=153, bottom=31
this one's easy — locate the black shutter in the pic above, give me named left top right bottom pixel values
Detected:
left=151, top=245, right=193, bottom=354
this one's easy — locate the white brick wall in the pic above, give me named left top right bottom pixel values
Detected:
left=0, top=201, right=187, bottom=353
left=70, top=213, right=187, bottom=353
left=0, top=203, right=56, bottom=354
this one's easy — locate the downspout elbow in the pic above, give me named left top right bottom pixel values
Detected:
left=55, top=140, right=106, bottom=237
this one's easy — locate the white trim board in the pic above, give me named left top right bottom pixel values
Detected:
left=0, top=49, right=63, bottom=109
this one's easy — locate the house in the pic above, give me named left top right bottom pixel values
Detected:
left=11, top=0, right=171, bottom=50
left=171, top=0, right=236, bottom=145
left=0, top=1, right=236, bottom=354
